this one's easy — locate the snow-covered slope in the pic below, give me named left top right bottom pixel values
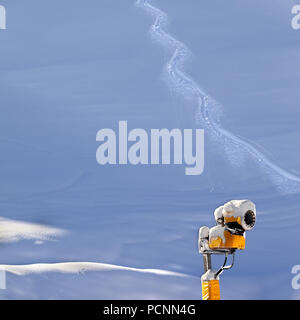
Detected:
left=0, top=0, right=299, bottom=299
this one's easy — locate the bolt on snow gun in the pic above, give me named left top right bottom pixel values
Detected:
left=198, top=200, right=256, bottom=300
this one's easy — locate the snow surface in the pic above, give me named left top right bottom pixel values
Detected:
left=209, top=226, right=226, bottom=244
left=0, top=262, right=188, bottom=278
left=0, top=0, right=299, bottom=299
left=0, top=217, right=65, bottom=243
left=219, top=200, right=256, bottom=219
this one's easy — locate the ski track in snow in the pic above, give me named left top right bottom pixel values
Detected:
left=0, top=262, right=190, bottom=278
left=136, top=0, right=300, bottom=194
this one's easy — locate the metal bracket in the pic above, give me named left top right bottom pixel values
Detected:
left=215, top=251, right=235, bottom=278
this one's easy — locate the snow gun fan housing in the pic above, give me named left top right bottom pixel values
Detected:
left=199, top=200, right=256, bottom=251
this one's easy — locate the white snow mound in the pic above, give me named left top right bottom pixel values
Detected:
left=0, top=262, right=189, bottom=278
left=0, top=217, right=66, bottom=243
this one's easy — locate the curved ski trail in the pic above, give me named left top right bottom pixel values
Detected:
left=136, top=0, right=300, bottom=194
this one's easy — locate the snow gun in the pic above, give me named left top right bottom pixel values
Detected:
left=198, top=200, right=256, bottom=300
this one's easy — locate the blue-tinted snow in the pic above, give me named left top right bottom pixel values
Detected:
left=0, top=0, right=299, bottom=299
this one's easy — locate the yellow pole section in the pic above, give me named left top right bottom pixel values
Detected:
left=201, top=279, right=220, bottom=300
left=201, top=270, right=221, bottom=300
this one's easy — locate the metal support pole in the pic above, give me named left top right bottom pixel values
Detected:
left=203, top=253, right=212, bottom=272
left=201, top=253, right=220, bottom=300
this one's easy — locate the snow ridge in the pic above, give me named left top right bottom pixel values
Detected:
left=0, top=262, right=190, bottom=278
left=135, top=0, right=300, bottom=194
